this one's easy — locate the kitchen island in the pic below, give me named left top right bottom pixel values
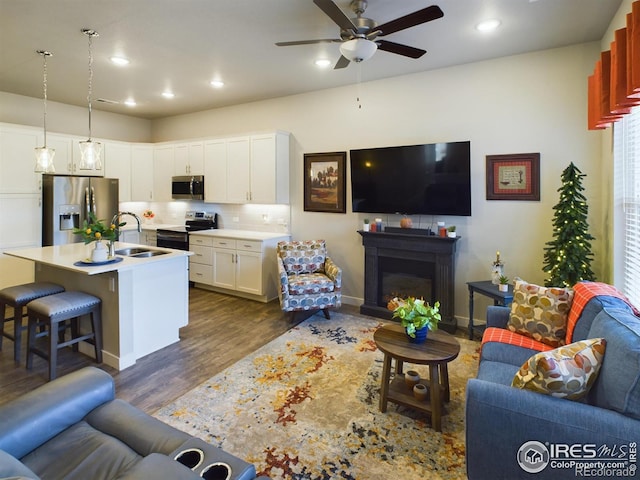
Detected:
left=5, top=242, right=192, bottom=371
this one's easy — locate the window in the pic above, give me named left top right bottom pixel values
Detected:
left=613, top=107, right=640, bottom=308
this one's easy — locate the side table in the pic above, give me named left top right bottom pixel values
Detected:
left=373, top=323, right=460, bottom=432
left=467, top=280, right=514, bottom=340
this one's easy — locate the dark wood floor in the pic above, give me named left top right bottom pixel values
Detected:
left=0, top=287, right=356, bottom=413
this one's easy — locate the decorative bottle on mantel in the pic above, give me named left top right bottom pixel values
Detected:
left=491, top=251, right=504, bottom=285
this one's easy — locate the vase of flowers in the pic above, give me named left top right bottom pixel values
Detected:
left=387, top=296, right=441, bottom=343
left=143, top=209, right=155, bottom=224
left=73, top=213, right=119, bottom=262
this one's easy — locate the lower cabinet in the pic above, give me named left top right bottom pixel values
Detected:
left=189, top=232, right=290, bottom=302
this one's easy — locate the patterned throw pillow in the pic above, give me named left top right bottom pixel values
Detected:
left=507, top=280, right=574, bottom=347
left=511, top=338, right=606, bottom=400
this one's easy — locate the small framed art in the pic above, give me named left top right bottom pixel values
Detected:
left=486, top=153, right=540, bottom=201
left=303, top=152, right=347, bottom=213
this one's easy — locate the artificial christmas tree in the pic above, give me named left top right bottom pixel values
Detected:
left=542, top=162, right=596, bottom=287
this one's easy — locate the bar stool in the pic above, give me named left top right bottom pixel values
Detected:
left=0, top=282, right=65, bottom=363
left=26, top=291, right=103, bottom=381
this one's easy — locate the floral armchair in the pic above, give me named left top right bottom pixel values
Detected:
left=276, top=240, right=342, bottom=319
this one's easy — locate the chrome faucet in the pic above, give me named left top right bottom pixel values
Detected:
left=112, top=211, right=142, bottom=233
left=110, top=211, right=142, bottom=256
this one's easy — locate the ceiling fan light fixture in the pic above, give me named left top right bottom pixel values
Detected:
left=339, top=38, right=377, bottom=63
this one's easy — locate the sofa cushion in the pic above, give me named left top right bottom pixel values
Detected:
left=481, top=328, right=551, bottom=367
left=511, top=338, right=606, bottom=400
left=476, top=360, right=520, bottom=386
left=21, top=421, right=140, bottom=480
left=587, top=307, right=640, bottom=419
left=0, top=450, right=40, bottom=480
left=507, top=280, right=574, bottom=348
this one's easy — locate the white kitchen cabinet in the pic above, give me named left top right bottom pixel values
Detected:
left=226, top=137, right=251, bottom=203
left=250, top=132, right=290, bottom=204
left=0, top=194, right=41, bottom=249
left=189, top=231, right=289, bottom=302
left=0, top=126, right=40, bottom=194
left=45, top=134, right=74, bottom=175
left=189, top=235, right=214, bottom=285
left=153, top=145, right=174, bottom=202
left=203, top=139, right=227, bottom=203
left=104, top=142, right=132, bottom=202
left=141, top=229, right=157, bottom=247
left=131, top=145, right=154, bottom=201
left=174, top=142, right=204, bottom=176
left=119, top=229, right=140, bottom=244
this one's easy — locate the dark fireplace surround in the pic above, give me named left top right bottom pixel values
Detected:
left=358, top=230, right=460, bottom=333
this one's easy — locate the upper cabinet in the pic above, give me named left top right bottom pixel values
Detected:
left=174, top=142, right=204, bottom=176
left=0, top=125, right=40, bottom=194
left=153, top=145, right=174, bottom=202
left=104, top=142, right=132, bottom=202
left=203, top=139, right=227, bottom=203
left=250, top=133, right=289, bottom=204
left=131, top=145, right=154, bottom=202
left=204, top=132, right=289, bottom=205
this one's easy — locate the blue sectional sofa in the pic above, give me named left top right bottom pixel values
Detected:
left=0, top=367, right=266, bottom=480
left=466, top=286, right=640, bottom=479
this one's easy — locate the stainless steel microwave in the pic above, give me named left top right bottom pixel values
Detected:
left=172, top=175, right=205, bottom=200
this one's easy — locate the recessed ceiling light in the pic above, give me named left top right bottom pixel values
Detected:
left=162, top=91, right=175, bottom=99
left=210, top=80, right=225, bottom=88
left=315, top=59, right=331, bottom=68
left=110, top=56, right=130, bottom=66
left=124, top=98, right=136, bottom=107
left=476, top=19, right=501, bottom=32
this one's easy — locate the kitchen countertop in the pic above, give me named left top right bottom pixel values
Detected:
left=5, top=242, right=192, bottom=276
left=188, top=229, right=290, bottom=241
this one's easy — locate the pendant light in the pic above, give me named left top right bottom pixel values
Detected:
left=78, top=28, right=102, bottom=170
left=34, top=50, right=56, bottom=173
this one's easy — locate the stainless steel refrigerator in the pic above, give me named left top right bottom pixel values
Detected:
left=42, top=174, right=119, bottom=246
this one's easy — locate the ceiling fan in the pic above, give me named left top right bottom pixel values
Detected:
left=275, top=0, right=444, bottom=69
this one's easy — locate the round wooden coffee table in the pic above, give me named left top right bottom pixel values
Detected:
left=373, top=323, right=460, bottom=432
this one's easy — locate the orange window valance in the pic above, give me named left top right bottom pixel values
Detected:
left=588, top=0, right=640, bottom=130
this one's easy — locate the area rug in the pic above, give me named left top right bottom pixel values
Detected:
left=154, top=312, right=480, bottom=479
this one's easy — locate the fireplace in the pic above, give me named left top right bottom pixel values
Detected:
left=379, top=256, right=434, bottom=306
left=358, top=229, right=460, bottom=333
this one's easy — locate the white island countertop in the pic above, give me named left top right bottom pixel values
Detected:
left=189, top=229, right=290, bottom=241
left=5, top=242, right=192, bottom=275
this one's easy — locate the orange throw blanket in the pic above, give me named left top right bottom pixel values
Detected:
left=566, top=281, right=640, bottom=343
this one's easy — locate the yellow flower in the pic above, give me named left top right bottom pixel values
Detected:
left=95, top=232, right=102, bottom=239
left=85, top=228, right=92, bottom=235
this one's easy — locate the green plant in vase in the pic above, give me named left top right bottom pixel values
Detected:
left=498, top=275, right=510, bottom=291
left=388, top=296, right=441, bottom=341
left=72, top=212, right=119, bottom=243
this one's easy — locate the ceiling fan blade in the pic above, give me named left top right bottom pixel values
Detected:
left=334, top=55, right=351, bottom=69
left=276, top=39, right=341, bottom=46
left=313, top=0, right=357, bottom=31
left=376, top=5, right=444, bottom=36
left=377, top=40, right=426, bottom=59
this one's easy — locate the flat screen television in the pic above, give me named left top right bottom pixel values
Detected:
left=350, top=140, right=472, bottom=216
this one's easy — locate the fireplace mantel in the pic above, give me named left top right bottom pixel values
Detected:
left=357, top=230, right=460, bottom=333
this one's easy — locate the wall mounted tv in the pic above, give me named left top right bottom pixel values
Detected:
left=350, top=140, right=472, bottom=216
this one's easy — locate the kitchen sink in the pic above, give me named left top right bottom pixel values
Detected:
left=115, top=247, right=168, bottom=258
left=129, top=250, right=168, bottom=258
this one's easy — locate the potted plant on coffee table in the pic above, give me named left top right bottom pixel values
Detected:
left=498, top=275, right=510, bottom=292
left=387, top=296, right=441, bottom=343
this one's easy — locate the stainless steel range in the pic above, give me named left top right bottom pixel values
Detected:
left=156, top=211, right=217, bottom=250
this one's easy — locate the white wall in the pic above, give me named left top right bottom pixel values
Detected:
left=152, top=43, right=603, bottom=323
left=0, top=92, right=151, bottom=142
